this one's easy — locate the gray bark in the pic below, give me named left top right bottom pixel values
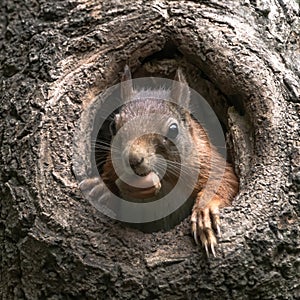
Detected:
left=1, top=0, right=299, bottom=299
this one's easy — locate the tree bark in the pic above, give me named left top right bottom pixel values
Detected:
left=1, top=0, right=299, bottom=299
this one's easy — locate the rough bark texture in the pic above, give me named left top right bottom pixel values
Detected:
left=1, top=0, right=299, bottom=299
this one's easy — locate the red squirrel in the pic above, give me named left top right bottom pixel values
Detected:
left=80, top=66, right=239, bottom=256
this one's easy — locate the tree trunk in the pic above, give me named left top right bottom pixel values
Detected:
left=1, top=0, right=299, bottom=299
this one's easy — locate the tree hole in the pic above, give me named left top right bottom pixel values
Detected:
left=89, top=46, right=241, bottom=232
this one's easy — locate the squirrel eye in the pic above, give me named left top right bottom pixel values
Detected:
left=167, top=123, right=179, bottom=139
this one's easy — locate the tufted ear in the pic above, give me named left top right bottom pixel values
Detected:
left=171, top=68, right=190, bottom=108
left=121, top=65, right=133, bottom=103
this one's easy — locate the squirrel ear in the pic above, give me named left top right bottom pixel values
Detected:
left=121, top=65, right=133, bottom=103
left=171, top=68, right=190, bottom=108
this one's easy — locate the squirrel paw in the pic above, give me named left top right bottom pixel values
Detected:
left=79, top=177, right=110, bottom=204
left=191, top=199, right=222, bottom=257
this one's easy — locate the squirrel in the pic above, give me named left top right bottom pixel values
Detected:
left=80, top=65, right=239, bottom=256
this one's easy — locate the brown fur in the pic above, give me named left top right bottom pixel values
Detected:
left=101, top=111, right=238, bottom=209
left=89, top=66, right=239, bottom=256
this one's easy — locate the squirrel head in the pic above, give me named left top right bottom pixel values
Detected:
left=111, top=66, right=195, bottom=179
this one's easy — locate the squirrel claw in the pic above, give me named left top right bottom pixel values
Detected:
left=211, top=243, right=216, bottom=258
left=79, top=177, right=110, bottom=204
left=191, top=201, right=221, bottom=257
left=191, top=220, right=199, bottom=245
left=79, top=177, right=101, bottom=191
left=216, top=224, right=221, bottom=237
left=204, top=242, right=209, bottom=257
left=204, top=242, right=216, bottom=258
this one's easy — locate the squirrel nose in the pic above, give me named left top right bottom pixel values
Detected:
left=129, top=152, right=144, bottom=168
